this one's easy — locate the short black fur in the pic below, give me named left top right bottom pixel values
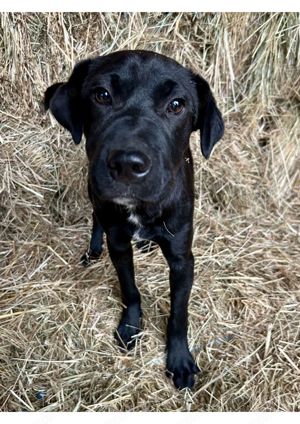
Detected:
left=44, top=50, right=224, bottom=390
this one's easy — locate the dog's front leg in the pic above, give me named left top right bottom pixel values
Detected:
left=81, top=212, right=104, bottom=266
left=107, top=229, right=142, bottom=350
left=160, top=237, right=200, bottom=389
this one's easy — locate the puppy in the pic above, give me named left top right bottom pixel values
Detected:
left=44, top=50, right=224, bottom=389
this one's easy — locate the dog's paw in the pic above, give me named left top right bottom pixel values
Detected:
left=114, top=321, right=141, bottom=350
left=80, top=249, right=102, bottom=267
left=166, top=350, right=200, bottom=390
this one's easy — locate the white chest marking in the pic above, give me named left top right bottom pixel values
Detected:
left=127, top=213, right=145, bottom=241
left=128, top=213, right=142, bottom=227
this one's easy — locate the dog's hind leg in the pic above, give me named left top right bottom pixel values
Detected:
left=81, top=212, right=104, bottom=267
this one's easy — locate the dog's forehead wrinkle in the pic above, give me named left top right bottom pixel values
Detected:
left=110, top=73, right=121, bottom=89
left=91, top=52, right=189, bottom=84
left=88, top=51, right=192, bottom=81
left=86, top=63, right=195, bottom=109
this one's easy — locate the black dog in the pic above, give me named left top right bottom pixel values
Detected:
left=44, top=50, right=224, bottom=389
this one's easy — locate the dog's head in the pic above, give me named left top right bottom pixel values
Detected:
left=44, top=50, right=224, bottom=204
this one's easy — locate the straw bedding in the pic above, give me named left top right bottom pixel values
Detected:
left=0, top=12, right=299, bottom=411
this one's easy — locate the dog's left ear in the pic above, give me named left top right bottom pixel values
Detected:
left=44, top=59, right=91, bottom=144
left=193, top=75, right=224, bottom=159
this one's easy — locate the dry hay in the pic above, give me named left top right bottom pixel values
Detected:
left=0, top=12, right=299, bottom=412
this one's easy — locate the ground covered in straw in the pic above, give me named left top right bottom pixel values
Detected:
left=0, top=13, right=299, bottom=412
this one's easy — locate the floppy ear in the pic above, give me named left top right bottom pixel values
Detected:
left=193, top=75, right=224, bottom=159
left=44, top=59, right=91, bottom=144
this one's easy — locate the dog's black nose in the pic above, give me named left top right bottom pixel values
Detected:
left=107, top=150, right=151, bottom=182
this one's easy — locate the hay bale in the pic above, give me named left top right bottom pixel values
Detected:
left=0, top=12, right=299, bottom=411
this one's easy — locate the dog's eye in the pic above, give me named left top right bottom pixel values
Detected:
left=95, top=88, right=112, bottom=105
left=167, top=98, right=185, bottom=114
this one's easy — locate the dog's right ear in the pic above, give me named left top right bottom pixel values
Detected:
left=44, top=59, right=91, bottom=144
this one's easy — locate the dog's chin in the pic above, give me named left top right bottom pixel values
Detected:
left=92, top=177, right=173, bottom=206
left=108, top=191, right=164, bottom=207
left=112, top=197, right=138, bottom=207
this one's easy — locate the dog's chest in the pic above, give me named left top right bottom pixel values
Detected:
left=127, top=212, right=146, bottom=241
left=127, top=210, right=159, bottom=242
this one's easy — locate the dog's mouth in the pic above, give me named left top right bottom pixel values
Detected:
left=91, top=177, right=173, bottom=206
left=89, top=159, right=174, bottom=204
